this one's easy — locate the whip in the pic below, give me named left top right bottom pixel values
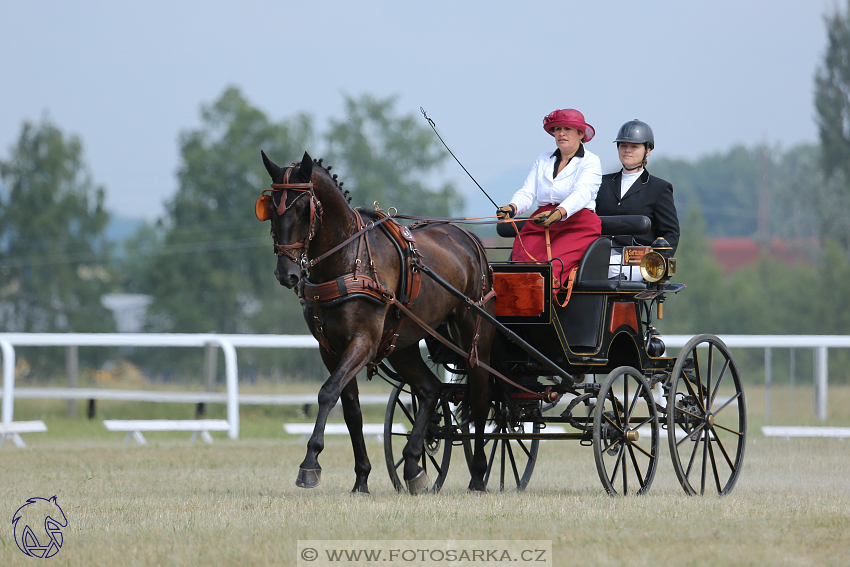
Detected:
left=420, top=107, right=498, bottom=208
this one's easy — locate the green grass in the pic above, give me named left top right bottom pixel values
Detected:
left=2, top=383, right=849, bottom=566
left=1, top=435, right=849, bottom=566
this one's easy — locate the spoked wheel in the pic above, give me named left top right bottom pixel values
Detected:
left=667, top=334, right=747, bottom=495
left=592, top=366, right=659, bottom=496
left=384, top=382, right=455, bottom=493
left=462, top=404, right=541, bottom=492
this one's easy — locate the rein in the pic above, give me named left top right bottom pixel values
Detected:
left=302, top=215, right=393, bottom=270
left=260, top=164, right=550, bottom=401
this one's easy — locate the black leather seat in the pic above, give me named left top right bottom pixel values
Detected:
left=496, top=215, right=651, bottom=239
left=496, top=215, right=651, bottom=291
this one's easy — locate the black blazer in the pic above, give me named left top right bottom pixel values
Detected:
left=596, top=169, right=680, bottom=253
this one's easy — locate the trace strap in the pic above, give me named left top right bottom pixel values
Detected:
left=389, top=296, right=549, bottom=401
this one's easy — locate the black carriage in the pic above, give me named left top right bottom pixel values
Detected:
left=383, top=215, right=747, bottom=495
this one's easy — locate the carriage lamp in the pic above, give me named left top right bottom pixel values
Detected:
left=647, top=328, right=665, bottom=357
left=639, top=238, right=676, bottom=283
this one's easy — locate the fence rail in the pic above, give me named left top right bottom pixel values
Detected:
left=0, top=333, right=322, bottom=439
left=1, top=334, right=848, bottom=440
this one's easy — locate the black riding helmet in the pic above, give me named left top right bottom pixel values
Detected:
left=614, top=119, right=655, bottom=150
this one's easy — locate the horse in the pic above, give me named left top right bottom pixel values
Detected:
left=258, top=150, right=497, bottom=494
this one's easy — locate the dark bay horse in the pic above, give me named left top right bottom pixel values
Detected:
left=259, top=151, right=496, bottom=494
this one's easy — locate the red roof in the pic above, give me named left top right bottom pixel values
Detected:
left=710, top=237, right=815, bottom=272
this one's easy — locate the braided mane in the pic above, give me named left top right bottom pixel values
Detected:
left=311, top=157, right=351, bottom=204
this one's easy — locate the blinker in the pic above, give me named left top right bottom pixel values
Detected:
left=255, top=194, right=272, bottom=221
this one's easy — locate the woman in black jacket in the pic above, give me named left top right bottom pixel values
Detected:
left=596, top=120, right=680, bottom=279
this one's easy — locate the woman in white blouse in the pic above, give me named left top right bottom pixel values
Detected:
left=497, top=108, right=602, bottom=282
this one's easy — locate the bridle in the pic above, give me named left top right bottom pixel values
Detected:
left=265, top=163, right=323, bottom=269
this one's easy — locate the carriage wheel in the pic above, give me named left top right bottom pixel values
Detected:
left=667, top=334, right=747, bottom=495
left=462, top=407, right=541, bottom=492
left=383, top=382, right=454, bottom=493
left=592, top=366, right=659, bottom=496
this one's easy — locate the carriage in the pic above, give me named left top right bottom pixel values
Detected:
left=382, top=215, right=747, bottom=496
left=259, top=151, right=746, bottom=497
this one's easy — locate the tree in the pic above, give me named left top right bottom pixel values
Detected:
left=656, top=207, right=727, bottom=336
left=135, top=86, right=313, bottom=335
left=324, top=94, right=463, bottom=216
left=815, top=0, right=850, bottom=180
left=0, top=117, right=113, bottom=334
left=809, top=2, right=850, bottom=250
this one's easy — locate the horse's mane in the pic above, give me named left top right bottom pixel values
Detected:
left=310, top=158, right=351, bottom=204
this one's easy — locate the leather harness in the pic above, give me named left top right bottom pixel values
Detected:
left=266, top=164, right=545, bottom=398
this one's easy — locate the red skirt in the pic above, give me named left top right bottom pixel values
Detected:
left=511, top=206, right=601, bottom=281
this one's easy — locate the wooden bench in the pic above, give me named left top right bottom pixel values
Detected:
left=761, top=426, right=850, bottom=439
left=0, top=420, right=48, bottom=448
left=283, top=422, right=406, bottom=442
left=103, top=419, right=231, bottom=444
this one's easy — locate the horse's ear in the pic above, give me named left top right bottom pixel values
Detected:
left=299, top=151, right=313, bottom=181
left=261, top=150, right=281, bottom=180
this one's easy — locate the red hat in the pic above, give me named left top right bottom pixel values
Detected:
left=543, top=109, right=595, bottom=142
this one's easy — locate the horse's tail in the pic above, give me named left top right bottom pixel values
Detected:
left=456, top=332, right=513, bottom=423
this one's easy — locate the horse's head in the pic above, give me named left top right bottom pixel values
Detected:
left=259, top=150, right=317, bottom=289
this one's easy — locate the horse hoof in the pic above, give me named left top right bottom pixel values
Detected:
left=296, top=468, right=321, bottom=488
left=405, top=470, right=430, bottom=495
left=350, top=487, right=370, bottom=497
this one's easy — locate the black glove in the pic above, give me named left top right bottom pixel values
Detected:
left=531, top=208, right=563, bottom=227
left=496, top=204, right=517, bottom=219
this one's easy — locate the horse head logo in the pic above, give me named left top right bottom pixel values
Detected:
left=12, top=496, right=67, bottom=558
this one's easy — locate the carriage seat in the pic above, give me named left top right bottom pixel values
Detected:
left=496, top=215, right=651, bottom=291
left=495, top=215, right=651, bottom=239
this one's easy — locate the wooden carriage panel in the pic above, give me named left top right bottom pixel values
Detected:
left=494, top=272, right=546, bottom=317
left=609, top=301, right=639, bottom=334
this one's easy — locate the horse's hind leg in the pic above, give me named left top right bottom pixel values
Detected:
left=297, top=341, right=374, bottom=489
left=340, top=379, right=371, bottom=494
left=387, top=345, right=442, bottom=495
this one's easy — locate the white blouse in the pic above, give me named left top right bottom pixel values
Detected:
left=509, top=147, right=602, bottom=219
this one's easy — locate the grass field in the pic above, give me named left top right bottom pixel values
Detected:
left=1, top=385, right=849, bottom=566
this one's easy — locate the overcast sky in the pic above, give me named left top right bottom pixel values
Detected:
left=0, top=0, right=837, bottom=220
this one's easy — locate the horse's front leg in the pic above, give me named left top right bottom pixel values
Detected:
left=340, top=378, right=371, bottom=494
left=387, top=346, right=442, bottom=495
left=296, top=340, right=375, bottom=489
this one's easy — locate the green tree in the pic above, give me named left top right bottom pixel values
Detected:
left=136, top=86, right=313, bottom=335
left=815, top=0, right=850, bottom=179
left=657, top=207, right=726, bottom=335
left=0, top=117, right=113, bottom=333
left=324, top=94, right=463, bottom=216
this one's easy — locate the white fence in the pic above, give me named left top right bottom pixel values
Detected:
left=664, top=335, right=845, bottom=422
left=0, top=333, right=319, bottom=439
left=1, top=334, right=847, bottom=441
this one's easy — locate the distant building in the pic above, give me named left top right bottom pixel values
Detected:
left=101, top=294, right=152, bottom=333
left=710, top=237, right=816, bottom=273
